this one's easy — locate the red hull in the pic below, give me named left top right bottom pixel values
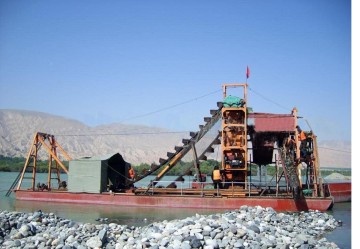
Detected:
left=15, top=190, right=333, bottom=212
left=327, top=182, right=351, bottom=202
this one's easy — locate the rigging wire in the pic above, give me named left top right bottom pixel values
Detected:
left=52, top=86, right=345, bottom=150
left=317, top=146, right=351, bottom=154
left=247, top=87, right=324, bottom=138
left=248, top=87, right=292, bottom=112
left=117, top=88, right=222, bottom=123
left=55, top=131, right=189, bottom=137
left=54, top=89, right=221, bottom=137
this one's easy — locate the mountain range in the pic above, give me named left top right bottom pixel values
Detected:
left=0, top=109, right=351, bottom=168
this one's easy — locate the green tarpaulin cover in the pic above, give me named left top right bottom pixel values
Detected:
left=223, top=95, right=245, bottom=107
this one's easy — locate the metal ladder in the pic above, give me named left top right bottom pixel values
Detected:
left=5, top=171, right=22, bottom=197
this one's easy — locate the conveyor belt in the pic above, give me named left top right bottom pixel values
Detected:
left=132, top=105, right=222, bottom=190
left=278, top=147, right=301, bottom=197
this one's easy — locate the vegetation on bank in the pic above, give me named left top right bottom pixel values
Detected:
left=0, top=155, right=69, bottom=173
left=0, top=155, right=351, bottom=178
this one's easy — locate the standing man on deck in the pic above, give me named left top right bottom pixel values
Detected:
left=211, top=166, right=222, bottom=191
left=128, top=165, right=136, bottom=188
left=296, top=125, right=307, bottom=158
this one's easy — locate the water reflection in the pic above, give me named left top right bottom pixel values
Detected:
left=14, top=199, right=219, bottom=227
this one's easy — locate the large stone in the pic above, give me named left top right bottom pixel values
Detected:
left=98, top=229, right=108, bottom=243
left=248, top=225, right=260, bottom=234
left=190, top=238, right=202, bottom=248
left=86, top=236, right=103, bottom=248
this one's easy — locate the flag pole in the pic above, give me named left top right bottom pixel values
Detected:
left=246, top=66, right=250, bottom=84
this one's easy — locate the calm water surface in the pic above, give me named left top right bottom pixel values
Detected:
left=0, top=172, right=352, bottom=248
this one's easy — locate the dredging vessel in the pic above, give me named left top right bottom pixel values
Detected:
left=9, top=83, right=348, bottom=211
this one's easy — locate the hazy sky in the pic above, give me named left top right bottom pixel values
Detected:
left=0, top=0, right=352, bottom=141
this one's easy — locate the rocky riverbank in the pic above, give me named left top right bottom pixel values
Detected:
left=0, top=206, right=341, bottom=249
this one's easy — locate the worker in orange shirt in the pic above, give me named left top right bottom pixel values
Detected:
left=296, top=125, right=307, bottom=158
left=128, top=165, right=135, bottom=180
left=296, top=125, right=306, bottom=141
left=128, top=165, right=136, bottom=188
left=211, top=166, right=222, bottom=191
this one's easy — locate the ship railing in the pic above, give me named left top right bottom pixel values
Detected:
left=148, top=180, right=260, bottom=197
left=150, top=180, right=187, bottom=195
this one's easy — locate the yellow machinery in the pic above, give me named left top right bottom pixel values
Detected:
left=221, top=84, right=248, bottom=189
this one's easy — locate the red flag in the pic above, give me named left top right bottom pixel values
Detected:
left=246, top=66, right=250, bottom=79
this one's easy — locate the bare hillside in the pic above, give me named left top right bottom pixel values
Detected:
left=0, top=109, right=187, bottom=165
left=0, top=109, right=351, bottom=168
left=317, top=140, right=351, bottom=168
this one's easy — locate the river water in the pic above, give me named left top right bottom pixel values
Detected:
left=0, top=172, right=352, bottom=248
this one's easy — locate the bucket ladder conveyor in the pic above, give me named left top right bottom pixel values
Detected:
left=134, top=83, right=250, bottom=194
left=168, top=133, right=221, bottom=185
left=277, top=126, right=323, bottom=198
left=278, top=147, right=301, bottom=197
left=301, top=133, right=322, bottom=197
left=132, top=105, right=222, bottom=191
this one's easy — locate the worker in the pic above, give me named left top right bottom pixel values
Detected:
left=128, top=165, right=136, bottom=189
left=224, top=163, right=233, bottom=189
left=296, top=125, right=307, bottom=158
left=211, top=166, right=222, bottom=190
left=296, top=125, right=306, bottom=141
left=128, top=165, right=135, bottom=181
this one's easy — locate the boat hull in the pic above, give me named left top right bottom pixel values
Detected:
left=327, top=182, right=351, bottom=202
left=15, top=190, right=333, bottom=212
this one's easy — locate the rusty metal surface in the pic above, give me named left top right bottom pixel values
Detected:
left=15, top=190, right=333, bottom=212
left=248, top=113, right=295, bottom=132
left=327, top=182, right=351, bottom=202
